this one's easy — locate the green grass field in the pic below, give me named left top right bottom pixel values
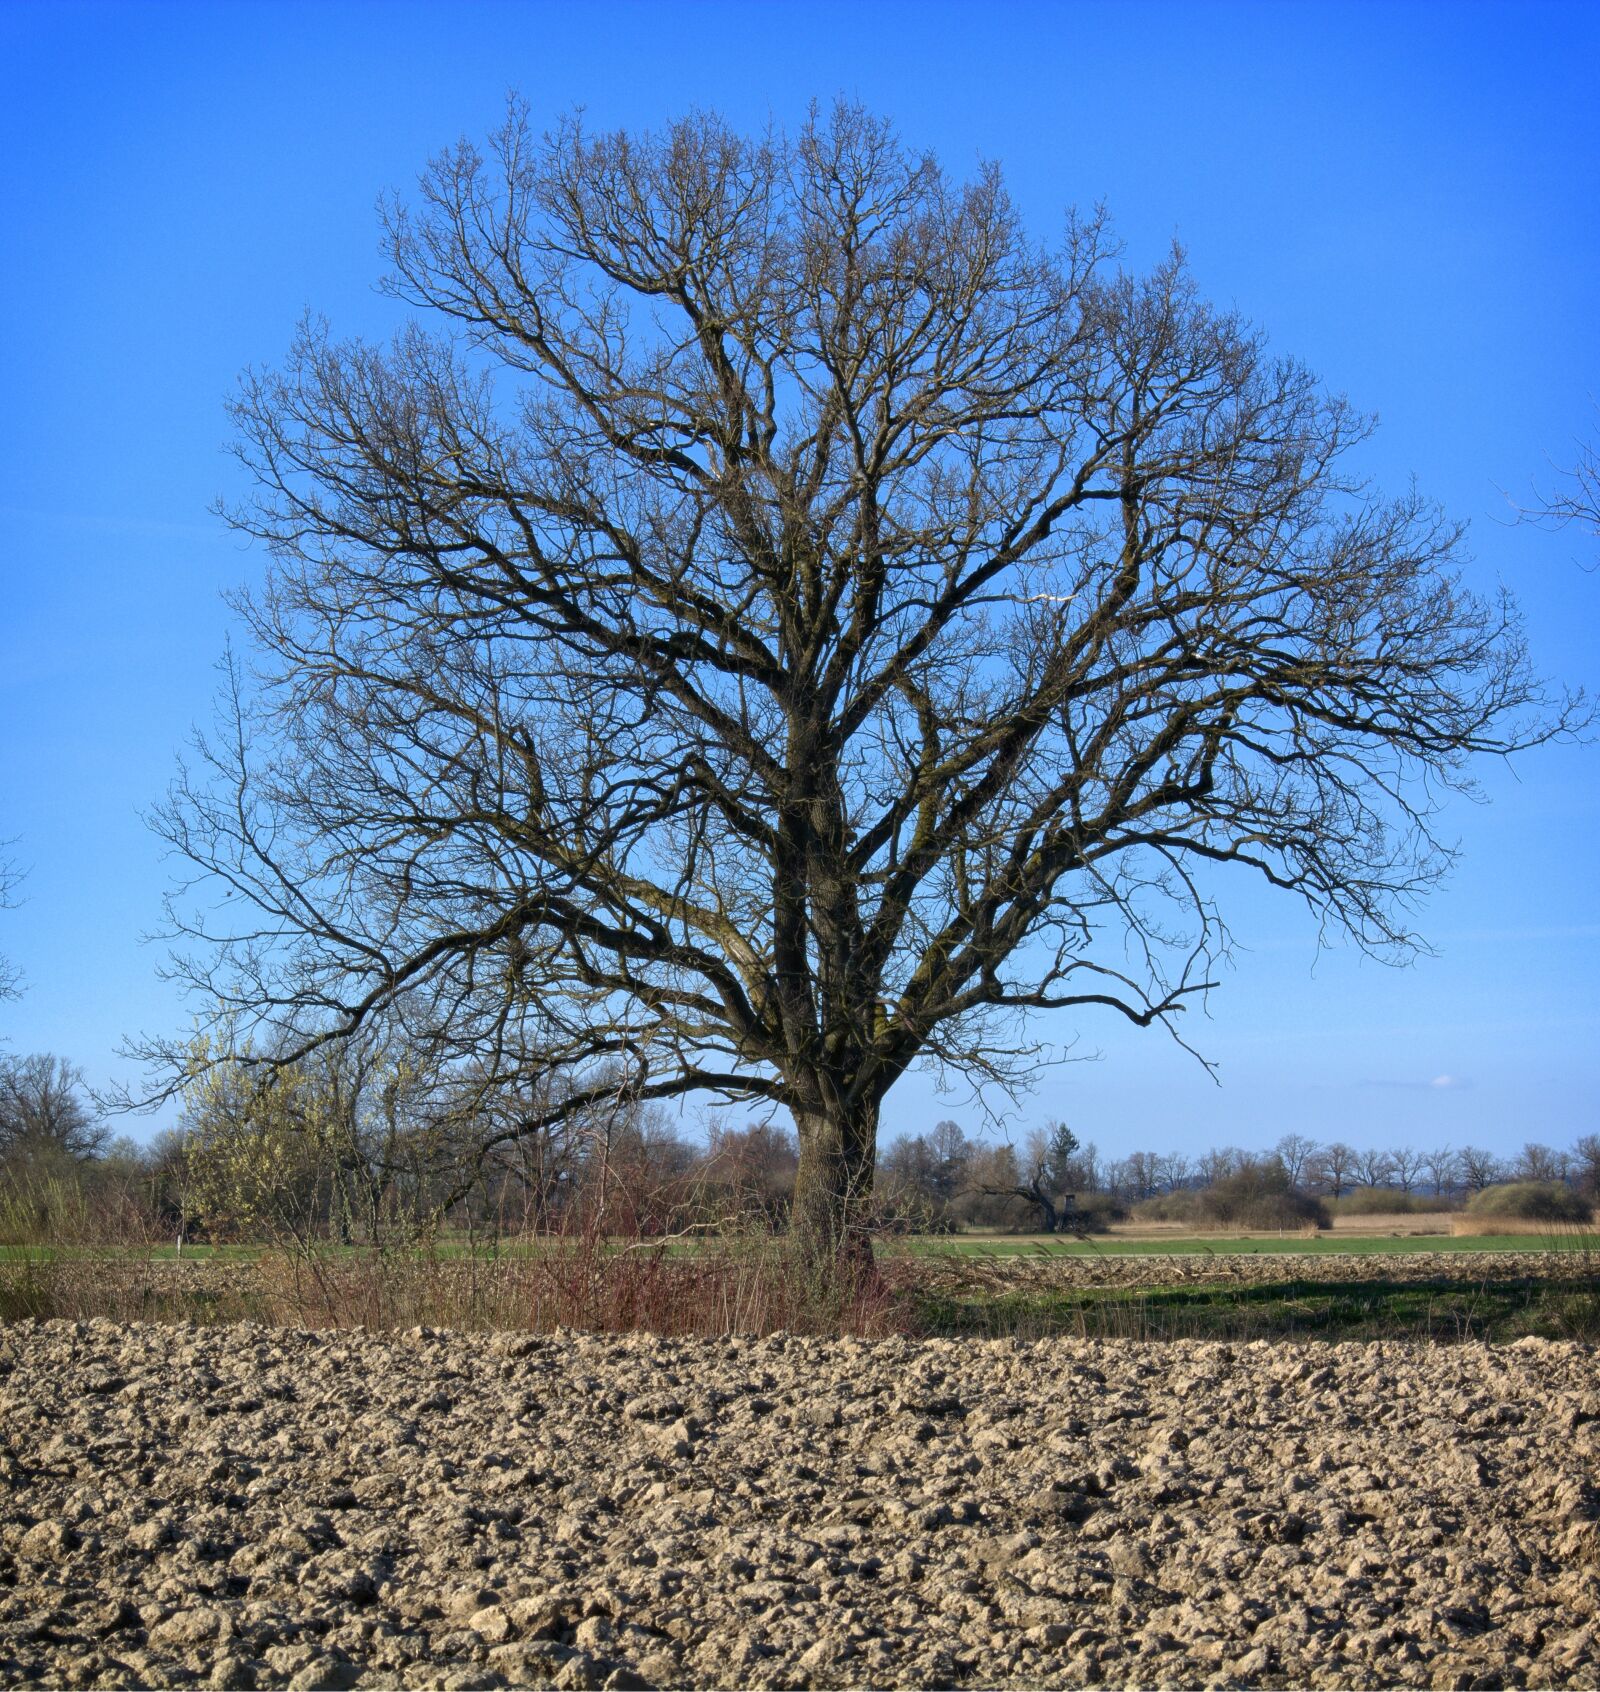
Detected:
left=0, top=1242, right=263, bottom=1264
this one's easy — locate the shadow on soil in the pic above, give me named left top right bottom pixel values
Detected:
left=913, top=1274, right=1600, bottom=1344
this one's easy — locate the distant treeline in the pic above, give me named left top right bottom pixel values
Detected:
left=876, top=1122, right=1600, bottom=1232
left=1, top=1046, right=1595, bottom=1246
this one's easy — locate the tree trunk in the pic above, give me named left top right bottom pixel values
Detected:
left=789, top=1099, right=879, bottom=1288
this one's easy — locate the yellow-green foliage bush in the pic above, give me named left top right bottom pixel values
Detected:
left=1133, top=1190, right=1198, bottom=1224
left=178, top=1036, right=381, bottom=1247
left=1335, top=1187, right=1455, bottom=1215
left=1465, top=1181, right=1593, bottom=1223
left=1139, top=1163, right=1329, bottom=1230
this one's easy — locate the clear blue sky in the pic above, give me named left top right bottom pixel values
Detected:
left=1, top=0, right=1595, bottom=1160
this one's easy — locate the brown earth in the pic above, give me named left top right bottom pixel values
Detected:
left=2, top=1320, right=1598, bottom=1689
left=915, top=1247, right=1590, bottom=1293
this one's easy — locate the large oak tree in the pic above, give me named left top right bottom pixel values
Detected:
left=148, top=103, right=1574, bottom=1265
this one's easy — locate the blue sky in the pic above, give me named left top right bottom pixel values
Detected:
left=1, top=0, right=1595, bottom=1159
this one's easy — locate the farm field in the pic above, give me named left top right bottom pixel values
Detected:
left=4, top=1240, right=1598, bottom=1347
left=1, top=1319, right=1596, bottom=1690
left=896, top=1229, right=1592, bottom=1257
left=5, top=1218, right=1592, bottom=1268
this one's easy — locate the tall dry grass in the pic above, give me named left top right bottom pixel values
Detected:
left=0, top=1137, right=913, bottom=1336
left=1449, top=1213, right=1599, bottom=1235
left=0, top=1218, right=910, bottom=1337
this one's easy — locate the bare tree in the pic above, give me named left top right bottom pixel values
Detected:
left=1512, top=1142, right=1564, bottom=1185
left=984, top=1120, right=1079, bottom=1233
left=1354, top=1146, right=1395, bottom=1190
left=1388, top=1145, right=1426, bottom=1194
left=1119, top=1149, right=1164, bottom=1201
left=1457, top=1146, right=1505, bottom=1193
left=0, top=1054, right=108, bottom=1164
left=1313, top=1141, right=1357, bottom=1198
left=1518, top=403, right=1600, bottom=568
left=1570, top=1134, right=1600, bottom=1199
left=702, top=1121, right=798, bottom=1225
left=1070, top=1139, right=1103, bottom=1195
left=1158, top=1150, right=1194, bottom=1193
left=924, top=1119, right=973, bottom=1205
left=960, top=1140, right=1025, bottom=1229
left=1197, top=1146, right=1245, bottom=1188
left=142, top=102, right=1577, bottom=1270
left=0, top=849, right=22, bottom=1006
left=1274, top=1132, right=1318, bottom=1188
left=1421, top=1144, right=1459, bottom=1197
left=877, top=1131, right=961, bottom=1232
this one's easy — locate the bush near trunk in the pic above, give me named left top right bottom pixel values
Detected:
left=1067, top=1193, right=1128, bottom=1233
left=1132, top=1190, right=1199, bottom=1224
left=1205, top=1169, right=1329, bottom=1230
left=1465, top=1182, right=1594, bottom=1224
left=1137, top=1163, right=1329, bottom=1230
left=1335, top=1187, right=1457, bottom=1215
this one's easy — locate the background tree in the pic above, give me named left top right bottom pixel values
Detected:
left=1197, top=1146, right=1245, bottom=1188
left=925, top=1120, right=974, bottom=1207
left=1422, top=1145, right=1459, bottom=1197
left=1188, top=1156, right=1329, bottom=1231
left=1158, top=1150, right=1194, bottom=1193
left=1512, top=1142, right=1565, bottom=1185
left=581, top=1106, right=699, bottom=1236
left=1274, top=1132, right=1318, bottom=1189
left=1068, top=1138, right=1103, bottom=1195
left=1388, top=1145, right=1426, bottom=1194
left=1117, top=1150, right=1165, bottom=1202
left=1039, top=1121, right=1080, bottom=1194
left=1572, top=1134, right=1600, bottom=1200
left=876, top=1132, right=953, bottom=1233
left=0, top=849, right=22, bottom=1005
left=142, top=1127, right=199, bottom=1246
left=701, top=1121, right=799, bottom=1226
left=1519, top=403, right=1600, bottom=567
left=145, top=102, right=1576, bottom=1269
left=0, top=1054, right=108, bottom=1167
left=1354, top=1147, right=1395, bottom=1191
left=178, top=1030, right=448, bottom=1248
left=984, top=1120, right=1081, bottom=1233
left=1312, top=1141, right=1357, bottom=1199
left=1457, top=1146, right=1505, bottom=1193
left=957, top=1139, right=1026, bottom=1229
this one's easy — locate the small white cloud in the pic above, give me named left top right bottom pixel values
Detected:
left=1359, top=1073, right=1473, bottom=1091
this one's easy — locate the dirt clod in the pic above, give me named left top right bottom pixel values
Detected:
left=0, top=1319, right=1595, bottom=1687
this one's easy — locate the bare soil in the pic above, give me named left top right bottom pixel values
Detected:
left=922, top=1247, right=1584, bottom=1291
left=1, top=1319, right=1597, bottom=1690
left=1073, top=1216, right=1458, bottom=1239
